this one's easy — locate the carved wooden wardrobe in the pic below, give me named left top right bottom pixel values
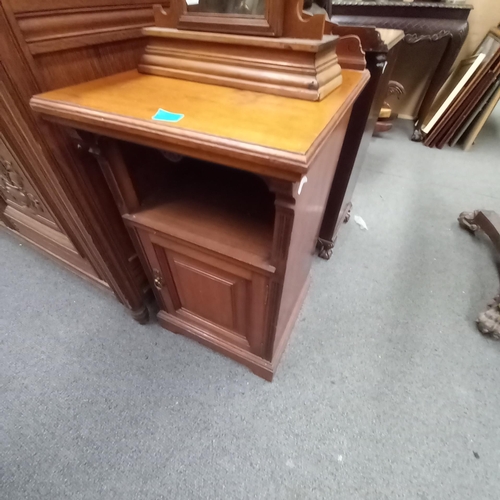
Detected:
left=0, top=0, right=158, bottom=321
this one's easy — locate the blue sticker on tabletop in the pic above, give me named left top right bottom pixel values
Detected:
left=152, top=108, right=184, bottom=123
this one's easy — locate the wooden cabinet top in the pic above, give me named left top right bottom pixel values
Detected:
left=31, top=68, right=368, bottom=181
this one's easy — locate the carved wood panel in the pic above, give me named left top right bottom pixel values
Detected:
left=0, top=134, right=56, bottom=228
left=0, top=1, right=154, bottom=315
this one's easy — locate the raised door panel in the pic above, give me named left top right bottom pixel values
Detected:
left=165, top=250, right=248, bottom=338
left=137, top=229, right=268, bottom=356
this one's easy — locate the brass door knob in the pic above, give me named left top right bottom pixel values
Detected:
left=153, top=269, right=163, bottom=290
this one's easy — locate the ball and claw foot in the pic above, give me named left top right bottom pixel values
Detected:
left=317, top=238, right=334, bottom=260
left=411, top=126, right=424, bottom=142
left=477, top=295, right=500, bottom=340
left=344, top=210, right=351, bottom=224
left=458, top=210, right=480, bottom=233
left=458, top=210, right=500, bottom=338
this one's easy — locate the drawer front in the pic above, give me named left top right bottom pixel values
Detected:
left=138, top=230, right=269, bottom=356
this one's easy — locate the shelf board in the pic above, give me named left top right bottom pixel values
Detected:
left=123, top=166, right=276, bottom=273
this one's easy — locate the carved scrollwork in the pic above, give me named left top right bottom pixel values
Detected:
left=0, top=155, right=45, bottom=214
left=387, top=80, right=405, bottom=99
left=336, top=34, right=366, bottom=71
left=404, top=29, right=451, bottom=44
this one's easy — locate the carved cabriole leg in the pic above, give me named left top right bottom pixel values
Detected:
left=317, top=199, right=348, bottom=260
left=459, top=210, right=500, bottom=339
left=70, top=130, right=149, bottom=324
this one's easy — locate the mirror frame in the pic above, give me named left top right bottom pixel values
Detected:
left=153, top=0, right=327, bottom=40
left=175, top=0, right=285, bottom=36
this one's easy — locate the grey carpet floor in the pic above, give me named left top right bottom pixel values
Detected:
left=2, top=112, right=500, bottom=500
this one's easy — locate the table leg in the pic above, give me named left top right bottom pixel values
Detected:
left=458, top=210, right=500, bottom=338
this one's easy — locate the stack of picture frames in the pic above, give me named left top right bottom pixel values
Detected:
left=421, top=26, right=500, bottom=151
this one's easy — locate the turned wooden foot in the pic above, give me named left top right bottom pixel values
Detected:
left=458, top=209, right=500, bottom=338
left=131, top=305, right=149, bottom=324
left=317, top=237, right=335, bottom=260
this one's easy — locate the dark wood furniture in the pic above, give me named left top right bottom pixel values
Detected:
left=32, top=71, right=368, bottom=379
left=138, top=0, right=345, bottom=101
left=331, top=0, right=472, bottom=141
left=458, top=210, right=500, bottom=339
left=0, top=0, right=162, bottom=322
left=31, top=0, right=369, bottom=378
left=318, top=26, right=403, bottom=259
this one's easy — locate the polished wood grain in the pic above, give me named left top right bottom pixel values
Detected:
left=123, top=161, right=276, bottom=273
left=139, top=28, right=342, bottom=101
left=137, top=228, right=270, bottom=359
left=179, top=0, right=285, bottom=37
left=153, top=0, right=325, bottom=39
left=25, top=0, right=369, bottom=378
left=0, top=33, right=105, bottom=287
left=31, top=69, right=369, bottom=181
left=18, top=7, right=155, bottom=55
left=1, top=0, right=158, bottom=321
left=153, top=0, right=284, bottom=37
left=37, top=63, right=369, bottom=378
left=10, top=0, right=158, bottom=13
left=282, top=0, right=325, bottom=40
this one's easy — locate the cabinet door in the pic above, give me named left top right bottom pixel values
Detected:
left=139, top=230, right=269, bottom=356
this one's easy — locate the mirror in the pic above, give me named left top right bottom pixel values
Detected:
left=190, top=0, right=266, bottom=15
